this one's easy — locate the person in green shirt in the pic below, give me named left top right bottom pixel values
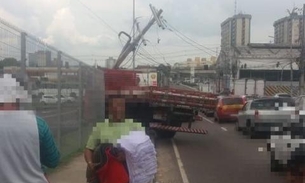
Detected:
left=84, top=97, right=145, bottom=182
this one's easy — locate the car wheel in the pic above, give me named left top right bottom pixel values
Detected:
left=235, top=120, right=241, bottom=131
left=247, top=125, right=256, bottom=139
left=214, top=112, right=218, bottom=122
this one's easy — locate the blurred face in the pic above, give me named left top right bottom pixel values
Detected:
left=0, top=103, right=19, bottom=110
left=109, top=98, right=125, bottom=122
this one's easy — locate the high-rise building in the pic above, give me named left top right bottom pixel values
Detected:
left=29, top=51, right=52, bottom=67
left=274, top=12, right=303, bottom=45
left=106, top=57, right=116, bottom=68
left=221, top=14, right=252, bottom=51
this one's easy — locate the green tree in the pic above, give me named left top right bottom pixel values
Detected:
left=0, top=58, right=20, bottom=69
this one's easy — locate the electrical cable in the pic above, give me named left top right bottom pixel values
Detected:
left=163, top=20, right=217, bottom=54
left=137, top=52, right=160, bottom=65
left=77, top=0, right=119, bottom=35
left=162, top=22, right=214, bottom=56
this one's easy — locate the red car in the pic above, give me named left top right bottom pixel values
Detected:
left=214, top=96, right=244, bottom=123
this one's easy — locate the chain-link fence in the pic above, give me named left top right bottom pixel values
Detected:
left=0, top=18, right=104, bottom=158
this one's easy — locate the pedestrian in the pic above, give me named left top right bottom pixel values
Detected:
left=0, top=73, right=60, bottom=183
left=84, top=96, right=154, bottom=183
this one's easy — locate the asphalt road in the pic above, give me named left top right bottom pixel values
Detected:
left=157, top=116, right=288, bottom=183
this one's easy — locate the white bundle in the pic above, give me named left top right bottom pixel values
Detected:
left=118, top=131, right=157, bottom=183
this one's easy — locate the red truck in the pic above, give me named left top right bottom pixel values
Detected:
left=83, top=68, right=218, bottom=139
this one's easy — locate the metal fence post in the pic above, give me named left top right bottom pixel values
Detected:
left=20, top=32, right=26, bottom=77
left=78, top=63, right=83, bottom=148
left=57, top=51, right=62, bottom=149
left=100, top=69, right=105, bottom=121
left=20, top=32, right=28, bottom=110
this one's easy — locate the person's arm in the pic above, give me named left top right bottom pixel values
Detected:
left=84, top=148, right=95, bottom=169
left=37, top=117, right=60, bottom=169
left=84, top=134, right=99, bottom=169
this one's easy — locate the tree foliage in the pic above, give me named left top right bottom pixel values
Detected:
left=0, top=58, right=20, bottom=69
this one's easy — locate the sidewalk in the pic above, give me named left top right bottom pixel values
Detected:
left=48, top=154, right=87, bottom=183
left=48, top=140, right=182, bottom=183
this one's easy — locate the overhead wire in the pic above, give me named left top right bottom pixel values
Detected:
left=138, top=47, right=162, bottom=65
left=76, top=0, right=119, bottom=35
left=121, top=40, right=144, bottom=68
left=163, top=20, right=217, bottom=54
left=165, top=28, right=214, bottom=56
left=137, top=53, right=159, bottom=65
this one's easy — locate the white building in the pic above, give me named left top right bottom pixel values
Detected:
left=105, top=57, right=116, bottom=68
left=221, top=14, right=252, bottom=52
left=28, top=51, right=52, bottom=67
left=274, top=12, right=303, bottom=46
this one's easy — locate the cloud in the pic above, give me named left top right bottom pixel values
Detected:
left=44, top=7, right=116, bottom=48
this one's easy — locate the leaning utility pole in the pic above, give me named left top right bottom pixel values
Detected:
left=300, top=4, right=305, bottom=95
left=113, top=4, right=164, bottom=69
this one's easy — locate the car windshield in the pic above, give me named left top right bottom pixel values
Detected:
left=222, top=98, right=243, bottom=105
left=250, top=98, right=295, bottom=110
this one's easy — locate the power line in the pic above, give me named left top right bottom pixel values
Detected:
left=121, top=40, right=144, bottom=68
left=152, top=45, right=169, bottom=65
left=138, top=47, right=162, bottom=65
left=137, top=54, right=159, bottom=66
left=137, top=52, right=160, bottom=65
left=165, top=26, right=214, bottom=56
left=163, top=20, right=217, bottom=55
left=76, top=0, right=119, bottom=35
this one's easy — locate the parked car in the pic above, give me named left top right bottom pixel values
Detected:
left=40, top=95, right=58, bottom=105
left=214, top=96, right=244, bottom=123
left=236, top=97, right=296, bottom=138
left=274, top=93, right=292, bottom=98
left=40, top=95, right=69, bottom=105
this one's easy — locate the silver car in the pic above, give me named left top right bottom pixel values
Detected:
left=236, top=97, right=296, bottom=138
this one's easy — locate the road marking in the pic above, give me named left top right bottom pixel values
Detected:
left=221, top=127, right=228, bottom=131
left=201, top=116, right=214, bottom=124
left=258, top=147, right=264, bottom=152
left=172, top=139, right=190, bottom=183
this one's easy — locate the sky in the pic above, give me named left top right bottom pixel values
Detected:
left=0, top=0, right=304, bottom=67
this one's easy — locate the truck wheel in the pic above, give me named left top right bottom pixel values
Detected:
left=157, top=130, right=177, bottom=139
left=157, top=112, right=183, bottom=139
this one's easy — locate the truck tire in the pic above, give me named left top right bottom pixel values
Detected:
left=157, top=130, right=177, bottom=139
left=156, top=112, right=183, bottom=139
